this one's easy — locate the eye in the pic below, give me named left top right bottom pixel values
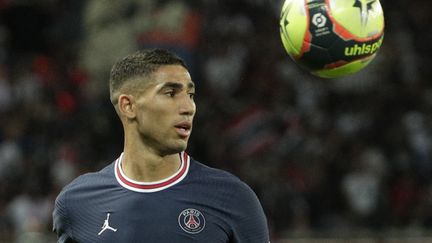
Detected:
left=165, top=90, right=176, bottom=97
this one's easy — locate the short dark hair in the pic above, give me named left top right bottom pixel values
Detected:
left=109, top=49, right=187, bottom=105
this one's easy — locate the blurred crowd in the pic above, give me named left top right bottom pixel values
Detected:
left=0, top=0, right=431, bottom=242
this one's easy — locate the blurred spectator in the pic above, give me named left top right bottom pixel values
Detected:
left=342, top=147, right=387, bottom=227
left=79, top=0, right=156, bottom=97
left=0, top=117, right=23, bottom=181
left=6, top=193, right=52, bottom=235
left=403, top=111, right=432, bottom=180
left=0, top=64, right=12, bottom=112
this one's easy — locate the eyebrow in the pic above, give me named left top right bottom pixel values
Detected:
left=162, top=81, right=195, bottom=90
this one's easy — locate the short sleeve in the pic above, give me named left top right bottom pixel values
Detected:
left=230, top=182, right=270, bottom=243
left=53, top=189, right=75, bottom=243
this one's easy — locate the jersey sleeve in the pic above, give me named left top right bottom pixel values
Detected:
left=53, top=189, right=76, bottom=243
left=229, top=182, right=270, bottom=243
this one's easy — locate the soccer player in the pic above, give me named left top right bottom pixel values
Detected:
left=52, top=49, right=270, bottom=242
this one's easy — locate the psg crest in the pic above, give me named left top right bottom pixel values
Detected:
left=178, top=208, right=206, bottom=234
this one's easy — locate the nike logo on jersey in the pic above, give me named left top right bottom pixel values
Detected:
left=98, top=213, right=118, bottom=235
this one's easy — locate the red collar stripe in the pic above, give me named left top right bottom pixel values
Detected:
left=114, top=152, right=190, bottom=193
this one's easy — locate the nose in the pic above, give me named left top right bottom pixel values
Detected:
left=179, top=94, right=196, bottom=116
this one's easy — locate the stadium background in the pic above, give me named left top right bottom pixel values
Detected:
left=0, top=0, right=431, bottom=242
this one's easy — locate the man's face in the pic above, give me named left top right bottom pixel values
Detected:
left=133, top=65, right=196, bottom=155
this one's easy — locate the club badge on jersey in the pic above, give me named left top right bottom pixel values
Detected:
left=178, top=208, right=206, bottom=234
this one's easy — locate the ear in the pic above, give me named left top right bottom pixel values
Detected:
left=118, top=94, right=136, bottom=119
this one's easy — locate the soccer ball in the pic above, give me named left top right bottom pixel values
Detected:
left=279, top=0, right=384, bottom=78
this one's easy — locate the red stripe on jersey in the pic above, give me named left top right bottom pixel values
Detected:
left=116, top=152, right=189, bottom=190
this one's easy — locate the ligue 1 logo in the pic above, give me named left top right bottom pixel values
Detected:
left=178, top=208, right=206, bottom=234
left=312, top=13, right=326, bottom=28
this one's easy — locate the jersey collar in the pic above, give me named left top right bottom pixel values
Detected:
left=114, top=152, right=190, bottom=193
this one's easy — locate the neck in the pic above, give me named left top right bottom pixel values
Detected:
left=121, top=147, right=181, bottom=183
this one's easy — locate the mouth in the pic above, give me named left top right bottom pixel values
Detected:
left=174, top=121, right=192, bottom=138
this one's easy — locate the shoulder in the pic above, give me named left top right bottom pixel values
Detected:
left=189, top=158, right=270, bottom=242
left=189, top=158, right=259, bottom=203
left=190, top=159, right=246, bottom=186
left=53, top=162, right=115, bottom=240
left=55, top=162, right=115, bottom=207
left=66, top=162, right=114, bottom=188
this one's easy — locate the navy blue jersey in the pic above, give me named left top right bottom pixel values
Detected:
left=53, top=152, right=269, bottom=242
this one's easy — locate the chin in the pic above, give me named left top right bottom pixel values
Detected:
left=162, top=142, right=188, bottom=155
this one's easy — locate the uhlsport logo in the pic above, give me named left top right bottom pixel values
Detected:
left=178, top=208, right=206, bottom=234
left=344, top=36, right=383, bottom=56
